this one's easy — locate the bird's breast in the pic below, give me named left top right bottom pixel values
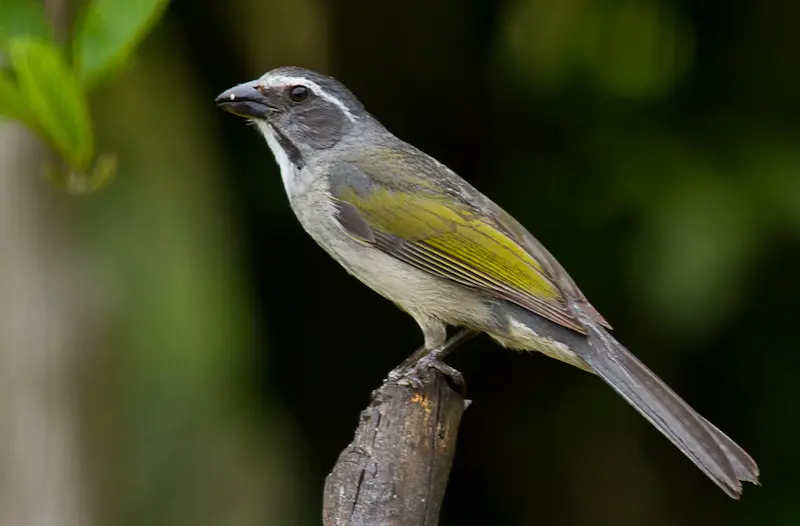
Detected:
left=287, top=183, right=492, bottom=326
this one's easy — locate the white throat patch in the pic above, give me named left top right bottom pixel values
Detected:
left=255, top=120, right=314, bottom=196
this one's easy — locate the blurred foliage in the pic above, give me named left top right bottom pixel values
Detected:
left=2, top=0, right=799, bottom=525
left=501, top=0, right=694, bottom=98
left=0, top=0, right=167, bottom=193
left=79, top=32, right=310, bottom=525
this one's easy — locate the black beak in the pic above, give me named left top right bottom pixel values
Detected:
left=215, top=82, right=275, bottom=119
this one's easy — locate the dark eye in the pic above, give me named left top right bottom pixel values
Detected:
left=288, top=85, right=309, bottom=102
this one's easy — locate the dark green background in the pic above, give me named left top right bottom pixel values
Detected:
left=74, top=0, right=800, bottom=524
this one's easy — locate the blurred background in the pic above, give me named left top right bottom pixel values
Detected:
left=2, top=0, right=799, bottom=524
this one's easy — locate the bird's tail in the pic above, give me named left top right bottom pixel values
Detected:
left=572, top=307, right=760, bottom=498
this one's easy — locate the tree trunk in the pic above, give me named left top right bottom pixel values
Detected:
left=323, top=331, right=477, bottom=526
left=0, top=124, right=91, bottom=526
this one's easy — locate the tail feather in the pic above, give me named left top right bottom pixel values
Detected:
left=572, top=308, right=759, bottom=498
left=698, top=414, right=760, bottom=485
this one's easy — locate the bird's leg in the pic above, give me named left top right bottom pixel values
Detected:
left=427, top=328, right=478, bottom=362
left=392, top=345, right=432, bottom=374
left=407, top=330, right=476, bottom=387
left=387, top=317, right=445, bottom=383
left=387, top=321, right=478, bottom=386
left=388, top=315, right=447, bottom=379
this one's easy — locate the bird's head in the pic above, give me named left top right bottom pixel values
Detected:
left=215, top=66, right=372, bottom=168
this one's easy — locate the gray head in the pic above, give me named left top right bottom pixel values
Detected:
left=215, top=67, right=375, bottom=169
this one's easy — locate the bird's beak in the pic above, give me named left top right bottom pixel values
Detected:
left=215, top=82, right=276, bottom=119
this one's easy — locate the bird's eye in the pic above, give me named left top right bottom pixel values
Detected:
left=288, top=85, right=310, bottom=102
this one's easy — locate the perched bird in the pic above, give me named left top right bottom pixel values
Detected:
left=215, top=66, right=759, bottom=498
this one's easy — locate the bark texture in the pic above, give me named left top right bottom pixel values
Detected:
left=323, top=366, right=467, bottom=526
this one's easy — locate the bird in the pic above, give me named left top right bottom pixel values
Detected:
left=215, top=66, right=759, bottom=498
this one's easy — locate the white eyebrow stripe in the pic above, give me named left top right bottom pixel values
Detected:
left=264, top=74, right=357, bottom=123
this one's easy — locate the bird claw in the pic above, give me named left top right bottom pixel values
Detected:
left=386, top=329, right=476, bottom=387
left=396, top=374, right=425, bottom=390
left=416, top=354, right=465, bottom=386
left=389, top=351, right=465, bottom=390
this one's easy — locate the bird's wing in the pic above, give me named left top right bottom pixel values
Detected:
left=327, top=149, right=609, bottom=334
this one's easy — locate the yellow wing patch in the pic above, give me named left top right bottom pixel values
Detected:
left=338, top=187, right=564, bottom=303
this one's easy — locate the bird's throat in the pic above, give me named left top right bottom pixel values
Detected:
left=256, top=121, right=307, bottom=195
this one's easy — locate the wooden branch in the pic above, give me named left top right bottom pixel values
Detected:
left=323, top=362, right=469, bottom=526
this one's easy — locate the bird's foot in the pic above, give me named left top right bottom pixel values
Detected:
left=387, top=352, right=427, bottom=383
left=386, top=329, right=477, bottom=389
left=393, top=349, right=465, bottom=390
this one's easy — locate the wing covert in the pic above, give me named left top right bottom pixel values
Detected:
left=328, top=155, right=598, bottom=334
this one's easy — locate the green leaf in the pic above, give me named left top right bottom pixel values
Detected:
left=0, top=72, right=37, bottom=128
left=47, top=153, right=117, bottom=195
left=10, top=38, right=94, bottom=169
left=73, top=0, right=169, bottom=87
left=0, top=0, right=53, bottom=50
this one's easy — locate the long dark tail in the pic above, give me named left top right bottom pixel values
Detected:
left=572, top=308, right=760, bottom=498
